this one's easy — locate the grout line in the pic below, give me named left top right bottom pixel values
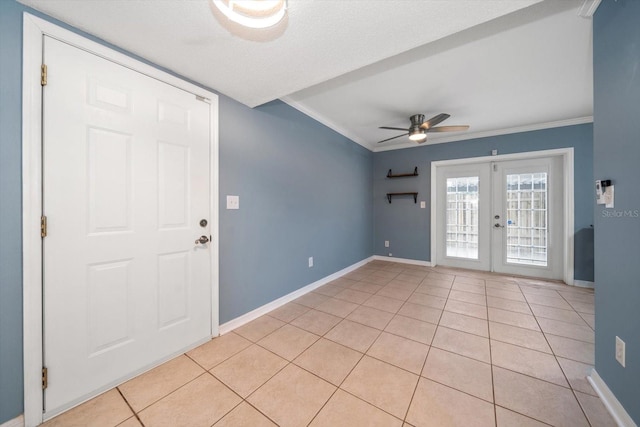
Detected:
left=116, top=388, right=145, bottom=427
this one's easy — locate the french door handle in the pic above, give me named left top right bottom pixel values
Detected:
left=195, top=235, right=210, bottom=244
left=494, top=223, right=504, bottom=228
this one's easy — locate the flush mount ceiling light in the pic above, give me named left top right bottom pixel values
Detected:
left=408, top=127, right=427, bottom=142
left=211, top=0, right=287, bottom=29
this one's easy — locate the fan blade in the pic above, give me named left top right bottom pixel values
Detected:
left=425, top=125, right=470, bottom=133
left=379, top=126, right=408, bottom=131
left=420, top=113, right=450, bottom=129
left=377, top=133, right=409, bottom=143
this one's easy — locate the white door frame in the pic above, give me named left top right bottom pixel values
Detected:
left=22, top=13, right=219, bottom=426
left=430, top=148, right=574, bottom=284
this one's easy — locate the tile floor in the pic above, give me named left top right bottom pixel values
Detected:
left=42, top=261, right=616, bottom=427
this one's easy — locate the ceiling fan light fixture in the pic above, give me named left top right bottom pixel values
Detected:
left=212, top=0, right=287, bottom=29
left=408, top=128, right=427, bottom=142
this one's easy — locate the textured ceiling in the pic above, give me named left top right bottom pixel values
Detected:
left=19, top=0, right=592, bottom=151
left=19, top=0, right=540, bottom=108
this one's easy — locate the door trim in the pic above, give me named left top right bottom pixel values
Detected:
left=22, top=13, right=219, bottom=426
left=430, top=148, right=574, bottom=284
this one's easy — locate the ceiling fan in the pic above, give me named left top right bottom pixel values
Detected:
left=377, top=113, right=469, bottom=144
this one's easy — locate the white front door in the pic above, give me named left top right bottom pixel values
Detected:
left=435, top=155, right=564, bottom=280
left=42, top=36, right=213, bottom=416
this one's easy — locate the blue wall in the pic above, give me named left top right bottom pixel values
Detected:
left=593, top=0, right=640, bottom=423
left=0, top=0, right=26, bottom=423
left=0, top=2, right=372, bottom=423
left=373, top=124, right=594, bottom=281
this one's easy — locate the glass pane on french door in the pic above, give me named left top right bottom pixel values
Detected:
left=505, top=172, right=548, bottom=266
left=446, top=176, right=479, bottom=259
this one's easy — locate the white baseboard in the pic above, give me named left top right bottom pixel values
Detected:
left=574, top=280, right=595, bottom=289
left=371, top=255, right=432, bottom=267
left=219, top=256, right=374, bottom=335
left=588, top=369, right=637, bottom=427
left=0, top=415, right=24, bottom=427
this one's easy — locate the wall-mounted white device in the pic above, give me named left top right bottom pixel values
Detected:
left=596, top=179, right=614, bottom=208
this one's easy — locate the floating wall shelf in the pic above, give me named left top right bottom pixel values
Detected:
left=386, top=192, right=418, bottom=204
left=387, top=167, right=418, bottom=178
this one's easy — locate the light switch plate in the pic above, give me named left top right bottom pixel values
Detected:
left=226, top=195, right=239, bottom=210
left=420, top=201, right=426, bottom=209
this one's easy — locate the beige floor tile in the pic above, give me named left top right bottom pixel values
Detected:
left=558, top=290, right=594, bottom=304
left=525, top=294, right=574, bottom=310
left=529, top=303, right=587, bottom=325
left=449, top=290, right=487, bottom=306
left=556, top=357, right=597, bottom=395
left=346, top=305, right=395, bottom=330
left=325, top=319, right=381, bottom=352
left=395, top=273, right=425, bottom=284
left=406, top=378, right=495, bottom=427
left=414, top=284, right=450, bottom=298
left=118, top=355, right=204, bottom=412
left=398, top=302, right=442, bottom=324
left=330, top=277, right=358, bottom=288
left=579, top=312, right=595, bottom=329
left=490, top=341, right=568, bottom=386
left=432, top=326, right=491, bottom=363
left=454, top=276, right=486, bottom=287
left=367, top=332, right=429, bottom=374
left=117, top=417, right=143, bottom=427
left=407, top=292, right=447, bottom=309
left=248, top=364, right=335, bottom=427
left=546, top=334, right=595, bottom=364
left=568, top=300, right=595, bottom=314
left=521, top=287, right=562, bottom=299
left=314, top=284, right=345, bottom=297
left=427, top=272, right=455, bottom=283
left=377, top=285, right=414, bottom=301
left=487, top=296, right=532, bottom=314
left=341, top=356, right=418, bottom=419
left=488, top=307, right=540, bottom=331
left=537, top=317, right=594, bottom=343
left=575, top=391, right=618, bottom=427
left=310, top=389, right=403, bottom=427
left=267, top=302, right=310, bottom=323
left=368, top=275, right=394, bottom=285
left=385, top=315, right=437, bottom=345
left=421, top=278, right=454, bottom=289
left=315, top=298, right=359, bottom=318
left=294, top=292, right=330, bottom=308
left=294, top=338, right=362, bottom=385
left=234, top=316, right=286, bottom=342
left=370, top=269, right=400, bottom=279
left=42, top=389, right=132, bottom=427
left=486, top=287, right=526, bottom=302
left=348, top=281, right=384, bottom=294
left=386, top=280, right=421, bottom=292
left=495, top=406, right=548, bottom=427
left=445, top=299, right=488, bottom=320
left=486, top=280, right=521, bottom=291
left=493, top=367, right=589, bottom=427
left=258, top=324, right=319, bottom=360
left=290, top=309, right=342, bottom=336
left=422, top=347, right=493, bottom=402
left=211, top=345, right=287, bottom=397
left=489, top=322, right=552, bottom=353
left=187, top=332, right=252, bottom=370
left=214, top=402, right=276, bottom=426
left=363, top=294, right=405, bottom=313
left=439, top=311, right=489, bottom=338
left=138, top=374, right=240, bottom=427
left=334, top=288, right=373, bottom=304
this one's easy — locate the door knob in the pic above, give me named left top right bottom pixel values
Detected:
left=494, top=223, right=504, bottom=228
left=195, top=235, right=210, bottom=244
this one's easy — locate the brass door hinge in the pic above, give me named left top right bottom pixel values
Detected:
left=42, top=367, right=48, bottom=390
left=41, top=64, right=47, bottom=86
left=41, top=215, right=47, bottom=238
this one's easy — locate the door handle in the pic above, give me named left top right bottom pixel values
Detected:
left=195, top=235, right=210, bottom=244
left=494, top=223, right=504, bottom=228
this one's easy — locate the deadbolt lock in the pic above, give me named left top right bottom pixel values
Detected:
left=199, top=219, right=208, bottom=227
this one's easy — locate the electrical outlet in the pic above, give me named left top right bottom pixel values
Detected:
left=308, top=257, right=313, bottom=268
left=226, top=195, right=239, bottom=210
left=384, top=240, right=389, bottom=248
left=616, top=336, right=626, bottom=367
left=388, top=253, right=393, bottom=257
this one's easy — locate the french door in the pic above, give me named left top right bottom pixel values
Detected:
left=42, top=36, right=214, bottom=416
left=435, top=156, right=564, bottom=279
